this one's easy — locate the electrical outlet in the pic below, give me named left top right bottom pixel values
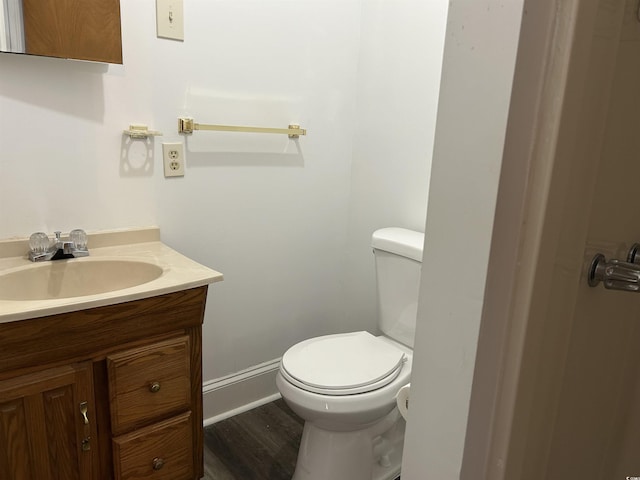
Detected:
left=162, top=142, right=185, bottom=177
left=156, top=0, right=184, bottom=41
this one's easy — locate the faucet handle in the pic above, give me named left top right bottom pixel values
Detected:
left=69, top=229, right=88, bottom=249
left=29, top=232, right=50, bottom=253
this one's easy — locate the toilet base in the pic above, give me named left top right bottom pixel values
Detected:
left=292, top=408, right=405, bottom=480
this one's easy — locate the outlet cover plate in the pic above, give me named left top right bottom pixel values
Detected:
left=156, top=0, right=184, bottom=41
left=162, top=142, right=185, bottom=177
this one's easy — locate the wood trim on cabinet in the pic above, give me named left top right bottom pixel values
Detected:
left=188, top=325, right=204, bottom=480
left=92, top=362, right=114, bottom=480
left=0, top=287, right=208, bottom=378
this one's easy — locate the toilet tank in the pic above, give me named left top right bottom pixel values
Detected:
left=372, top=228, right=424, bottom=348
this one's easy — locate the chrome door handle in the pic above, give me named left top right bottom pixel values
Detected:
left=627, top=243, right=640, bottom=264
left=588, top=243, right=640, bottom=292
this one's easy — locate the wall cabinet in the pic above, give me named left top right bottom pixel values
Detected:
left=23, top=0, right=122, bottom=63
left=0, top=286, right=208, bottom=480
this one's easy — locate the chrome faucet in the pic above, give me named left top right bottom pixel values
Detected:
left=28, top=229, right=90, bottom=262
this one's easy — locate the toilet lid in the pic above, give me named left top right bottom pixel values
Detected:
left=280, top=331, right=406, bottom=395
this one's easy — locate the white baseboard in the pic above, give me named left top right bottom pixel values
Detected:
left=202, top=358, right=282, bottom=426
left=204, top=392, right=282, bottom=427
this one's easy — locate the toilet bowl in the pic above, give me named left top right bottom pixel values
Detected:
left=277, top=333, right=412, bottom=480
left=276, top=228, right=424, bottom=480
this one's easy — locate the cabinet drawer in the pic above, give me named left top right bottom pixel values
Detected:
left=107, top=336, right=191, bottom=434
left=113, top=411, right=193, bottom=480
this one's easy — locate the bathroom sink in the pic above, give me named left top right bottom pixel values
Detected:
left=0, top=259, right=164, bottom=301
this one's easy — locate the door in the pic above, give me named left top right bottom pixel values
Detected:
left=483, top=0, right=640, bottom=479
left=0, top=362, right=97, bottom=480
left=540, top=6, right=640, bottom=471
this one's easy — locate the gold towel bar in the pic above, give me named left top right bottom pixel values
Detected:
left=177, top=117, right=306, bottom=138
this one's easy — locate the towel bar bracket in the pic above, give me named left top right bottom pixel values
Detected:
left=178, top=117, right=196, bottom=135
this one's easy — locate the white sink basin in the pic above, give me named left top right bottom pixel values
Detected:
left=0, top=228, right=224, bottom=323
left=0, top=259, right=164, bottom=301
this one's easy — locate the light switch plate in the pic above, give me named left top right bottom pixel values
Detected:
left=156, top=0, right=184, bottom=41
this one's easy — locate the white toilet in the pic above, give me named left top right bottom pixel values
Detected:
left=276, top=227, right=423, bottom=480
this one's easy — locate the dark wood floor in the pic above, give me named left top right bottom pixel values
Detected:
left=203, top=398, right=401, bottom=480
left=203, top=399, right=304, bottom=480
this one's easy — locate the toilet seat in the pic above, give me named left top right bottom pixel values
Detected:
left=280, top=331, right=406, bottom=396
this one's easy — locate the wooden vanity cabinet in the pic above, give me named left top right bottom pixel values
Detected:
left=0, top=286, right=208, bottom=480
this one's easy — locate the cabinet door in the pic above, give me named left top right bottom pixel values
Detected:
left=0, top=362, right=97, bottom=480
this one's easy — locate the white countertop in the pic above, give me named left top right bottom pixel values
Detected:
left=0, top=227, right=223, bottom=324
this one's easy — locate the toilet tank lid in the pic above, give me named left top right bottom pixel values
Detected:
left=372, top=228, right=424, bottom=262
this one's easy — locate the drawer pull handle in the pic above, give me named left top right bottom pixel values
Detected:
left=149, top=382, right=161, bottom=393
left=152, top=457, right=165, bottom=470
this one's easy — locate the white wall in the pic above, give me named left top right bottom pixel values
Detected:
left=344, top=0, right=447, bottom=331
left=149, top=0, right=365, bottom=383
left=0, top=0, right=448, bottom=415
left=0, top=0, right=361, bottom=387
